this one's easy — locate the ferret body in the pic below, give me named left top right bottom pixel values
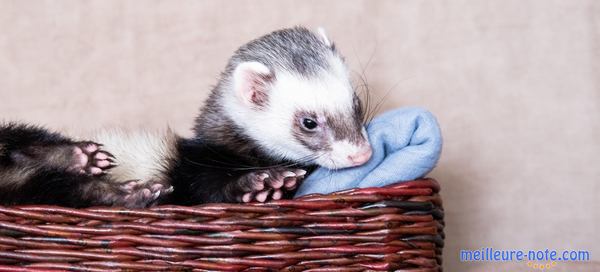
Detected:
left=0, top=27, right=372, bottom=207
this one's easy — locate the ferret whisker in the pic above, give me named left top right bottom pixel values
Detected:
left=359, top=53, right=377, bottom=124
left=269, top=153, right=324, bottom=169
left=351, top=41, right=377, bottom=126
left=355, top=72, right=375, bottom=125
left=354, top=83, right=371, bottom=125
left=183, top=157, right=251, bottom=170
left=367, top=78, right=407, bottom=124
left=203, top=153, right=325, bottom=171
left=356, top=74, right=375, bottom=125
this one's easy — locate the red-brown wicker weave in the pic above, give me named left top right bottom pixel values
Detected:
left=0, top=178, right=443, bottom=272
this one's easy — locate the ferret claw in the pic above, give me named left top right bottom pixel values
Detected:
left=294, top=169, right=307, bottom=177
left=233, top=167, right=307, bottom=203
left=258, top=173, right=269, bottom=180
left=102, top=151, right=116, bottom=160
left=282, top=171, right=296, bottom=178
left=116, top=180, right=172, bottom=208
left=71, top=142, right=117, bottom=176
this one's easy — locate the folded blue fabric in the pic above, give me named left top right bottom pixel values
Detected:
left=295, top=107, right=443, bottom=197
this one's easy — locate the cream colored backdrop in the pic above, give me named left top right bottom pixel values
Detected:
left=0, top=1, right=598, bottom=271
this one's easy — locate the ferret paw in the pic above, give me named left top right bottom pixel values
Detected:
left=235, top=168, right=307, bottom=203
left=70, top=141, right=116, bottom=175
left=118, top=180, right=173, bottom=208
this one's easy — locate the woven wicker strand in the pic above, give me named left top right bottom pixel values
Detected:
left=0, top=178, right=444, bottom=272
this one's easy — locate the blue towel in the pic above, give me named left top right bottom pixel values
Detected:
left=295, top=107, right=443, bottom=197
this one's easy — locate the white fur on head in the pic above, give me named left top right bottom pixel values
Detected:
left=316, top=27, right=332, bottom=47
left=233, top=61, right=273, bottom=107
left=223, top=53, right=362, bottom=168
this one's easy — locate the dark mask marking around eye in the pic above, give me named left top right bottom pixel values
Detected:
left=325, top=110, right=365, bottom=145
left=291, top=111, right=331, bottom=152
left=353, top=93, right=365, bottom=124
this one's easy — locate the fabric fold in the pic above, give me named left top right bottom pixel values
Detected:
left=295, top=107, right=443, bottom=197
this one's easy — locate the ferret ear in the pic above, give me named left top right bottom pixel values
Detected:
left=232, top=61, right=274, bottom=108
left=316, top=27, right=332, bottom=48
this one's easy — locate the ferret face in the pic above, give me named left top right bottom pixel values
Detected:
left=268, top=71, right=372, bottom=169
left=226, top=28, right=373, bottom=169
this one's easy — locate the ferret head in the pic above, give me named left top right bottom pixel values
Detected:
left=219, top=27, right=372, bottom=169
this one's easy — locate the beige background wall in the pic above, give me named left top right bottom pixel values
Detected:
left=0, top=1, right=598, bottom=271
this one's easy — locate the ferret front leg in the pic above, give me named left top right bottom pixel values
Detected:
left=0, top=169, right=169, bottom=208
left=0, top=124, right=173, bottom=208
left=224, top=167, right=307, bottom=203
left=0, top=123, right=115, bottom=174
left=112, top=179, right=173, bottom=208
left=11, top=141, right=116, bottom=176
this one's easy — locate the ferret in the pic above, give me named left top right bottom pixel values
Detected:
left=0, top=27, right=373, bottom=208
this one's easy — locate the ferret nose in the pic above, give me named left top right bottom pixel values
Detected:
left=348, top=147, right=373, bottom=166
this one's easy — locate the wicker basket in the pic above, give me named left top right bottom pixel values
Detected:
left=0, top=178, right=443, bottom=272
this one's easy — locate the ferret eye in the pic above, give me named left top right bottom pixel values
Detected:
left=301, top=118, right=318, bottom=130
